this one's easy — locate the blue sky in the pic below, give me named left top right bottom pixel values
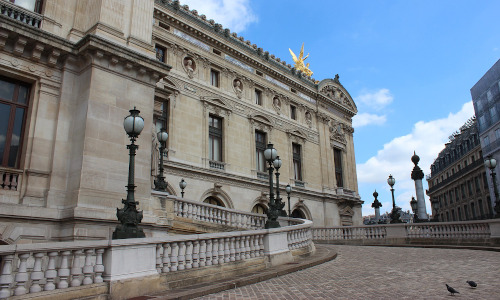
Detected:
left=181, top=0, right=500, bottom=216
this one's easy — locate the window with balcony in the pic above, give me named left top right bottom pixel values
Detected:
left=334, top=148, right=343, bottom=188
left=255, top=130, right=266, bottom=173
left=7, top=0, right=43, bottom=13
left=209, top=115, right=223, bottom=163
left=292, top=143, right=302, bottom=181
left=290, top=105, right=297, bottom=120
left=155, top=45, right=166, bottom=63
left=210, top=69, right=220, bottom=87
left=255, top=89, right=262, bottom=106
left=0, top=77, right=30, bottom=169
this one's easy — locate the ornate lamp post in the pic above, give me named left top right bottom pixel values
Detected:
left=387, top=174, right=401, bottom=223
left=179, top=179, right=187, bottom=198
left=264, top=143, right=280, bottom=228
left=285, top=184, right=292, bottom=217
left=113, top=107, right=146, bottom=239
left=154, top=128, right=168, bottom=191
left=484, top=156, right=500, bottom=218
left=273, top=156, right=286, bottom=217
left=371, top=190, right=382, bottom=223
left=410, top=196, right=420, bottom=223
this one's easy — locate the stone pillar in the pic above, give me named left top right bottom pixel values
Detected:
left=371, top=190, right=382, bottom=223
left=411, top=152, right=429, bottom=220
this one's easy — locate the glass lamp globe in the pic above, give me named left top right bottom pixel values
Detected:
left=123, top=107, right=144, bottom=137
left=157, top=128, right=169, bottom=143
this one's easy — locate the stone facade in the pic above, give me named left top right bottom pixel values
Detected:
left=426, top=118, right=493, bottom=221
left=0, top=0, right=362, bottom=243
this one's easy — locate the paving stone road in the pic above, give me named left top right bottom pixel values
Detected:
left=195, top=245, right=500, bottom=300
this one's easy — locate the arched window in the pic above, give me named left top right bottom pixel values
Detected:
left=251, top=204, right=267, bottom=214
left=291, top=209, right=306, bottom=219
left=203, top=196, right=225, bottom=207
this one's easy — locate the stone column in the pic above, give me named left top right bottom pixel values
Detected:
left=411, top=152, right=429, bottom=220
left=371, top=190, right=382, bottom=223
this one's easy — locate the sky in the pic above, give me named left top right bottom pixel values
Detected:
left=179, top=0, right=500, bottom=216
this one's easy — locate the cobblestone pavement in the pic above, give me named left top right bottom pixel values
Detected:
left=195, top=245, right=500, bottom=300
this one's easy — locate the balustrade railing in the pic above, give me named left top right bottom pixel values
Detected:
left=312, top=220, right=498, bottom=243
left=0, top=1, right=43, bottom=28
left=0, top=168, right=21, bottom=191
left=174, top=198, right=266, bottom=229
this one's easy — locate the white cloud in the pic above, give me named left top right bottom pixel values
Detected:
left=352, top=113, right=386, bottom=128
left=357, top=88, right=393, bottom=110
left=358, top=101, right=475, bottom=216
left=180, top=0, right=257, bottom=33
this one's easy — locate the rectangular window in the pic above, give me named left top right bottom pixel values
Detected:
left=479, top=199, right=485, bottom=217
left=255, top=131, right=266, bottom=172
left=468, top=180, right=473, bottom=196
left=496, top=128, right=500, bottom=140
left=255, top=89, right=262, bottom=105
left=475, top=176, right=481, bottom=192
left=210, top=69, right=220, bottom=87
left=153, top=98, right=169, bottom=133
left=457, top=207, right=462, bottom=221
left=155, top=45, right=166, bottom=63
left=292, top=143, right=302, bottom=181
left=334, top=148, right=343, bottom=188
left=9, top=0, right=43, bottom=13
left=471, top=202, right=476, bottom=219
left=0, top=77, right=30, bottom=168
left=461, top=184, right=465, bottom=199
left=483, top=172, right=488, bottom=189
left=290, top=105, right=297, bottom=120
left=483, top=135, right=490, bottom=146
left=454, top=187, right=459, bottom=202
left=208, top=115, right=222, bottom=161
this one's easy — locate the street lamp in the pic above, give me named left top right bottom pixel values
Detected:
left=154, top=128, right=168, bottom=191
left=113, top=107, right=146, bottom=239
left=179, top=179, right=187, bottom=198
left=264, top=143, right=280, bottom=228
left=273, top=156, right=286, bottom=217
left=387, top=174, right=401, bottom=223
left=410, top=196, right=419, bottom=223
left=285, top=184, right=292, bottom=217
left=484, top=156, right=500, bottom=218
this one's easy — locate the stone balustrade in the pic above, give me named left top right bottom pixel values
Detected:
left=0, top=168, right=21, bottom=191
left=0, top=1, right=43, bottom=28
left=312, top=219, right=500, bottom=246
left=174, top=197, right=266, bottom=229
left=0, top=218, right=312, bottom=299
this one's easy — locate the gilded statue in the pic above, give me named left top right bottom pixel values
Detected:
left=289, top=43, right=313, bottom=77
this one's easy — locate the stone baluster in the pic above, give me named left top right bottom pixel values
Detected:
left=229, top=237, right=236, bottom=262
left=224, top=211, right=229, bottom=225
left=156, top=244, right=163, bottom=273
left=192, top=241, right=200, bottom=268
left=0, top=171, right=4, bottom=189
left=205, top=239, right=212, bottom=266
left=234, top=237, right=241, bottom=261
left=10, top=174, right=17, bottom=190
left=218, top=238, right=225, bottom=264
left=211, top=239, right=219, bottom=265
left=249, top=236, right=256, bottom=258
left=44, top=252, right=58, bottom=291
left=217, top=210, right=222, bottom=224
left=30, top=252, right=45, bottom=293
left=94, top=249, right=104, bottom=283
left=200, top=206, right=206, bottom=221
left=192, top=205, right=199, bottom=220
left=187, top=203, right=193, bottom=219
left=170, top=242, right=179, bottom=272
left=2, top=173, right=10, bottom=190
left=182, top=203, right=188, bottom=218
left=162, top=243, right=171, bottom=273
left=185, top=241, right=193, bottom=269
left=259, top=235, right=265, bottom=256
left=244, top=236, right=251, bottom=259
left=82, top=249, right=94, bottom=285
left=199, top=240, right=206, bottom=267
left=0, top=254, right=14, bottom=299
left=14, top=253, right=29, bottom=295
left=173, top=200, right=179, bottom=216
left=177, top=242, right=186, bottom=271
left=246, top=215, right=251, bottom=229
left=254, top=235, right=260, bottom=256
left=71, top=249, right=84, bottom=287
left=57, top=251, right=71, bottom=289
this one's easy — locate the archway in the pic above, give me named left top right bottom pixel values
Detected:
left=291, top=208, right=307, bottom=219
left=251, top=203, right=268, bottom=215
left=203, top=196, right=225, bottom=207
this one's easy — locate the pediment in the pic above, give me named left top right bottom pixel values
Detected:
left=318, top=78, right=357, bottom=114
left=249, top=114, right=273, bottom=126
left=340, top=206, right=354, bottom=216
left=200, top=96, right=232, bottom=111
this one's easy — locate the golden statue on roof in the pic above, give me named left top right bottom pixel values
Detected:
left=289, top=43, right=313, bottom=77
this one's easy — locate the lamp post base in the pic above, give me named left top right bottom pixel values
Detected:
left=265, top=220, right=281, bottom=229
left=389, top=208, right=402, bottom=224
left=112, top=225, right=145, bottom=239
